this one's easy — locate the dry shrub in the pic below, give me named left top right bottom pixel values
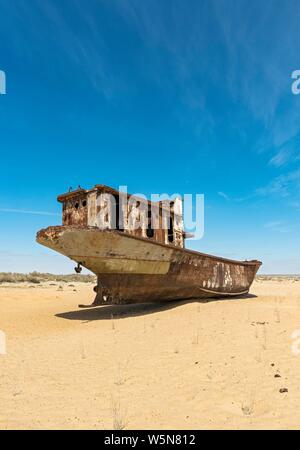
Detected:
left=0, top=271, right=96, bottom=284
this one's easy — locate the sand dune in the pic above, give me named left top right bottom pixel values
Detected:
left=0, top=279, right=300, bottom=429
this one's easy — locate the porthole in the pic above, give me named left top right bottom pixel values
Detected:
left=146, top=227, right=154, bottom=238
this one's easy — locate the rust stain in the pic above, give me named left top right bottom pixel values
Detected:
left=37, top=184, right=262, bottom=306
left=58, top=185, right=185, bottom=248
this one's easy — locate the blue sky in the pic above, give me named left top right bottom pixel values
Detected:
left=0, top=0, right=300, bottom=274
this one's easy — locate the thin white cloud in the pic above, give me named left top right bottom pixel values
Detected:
left=256, top=168, right=300, bottom=198
left=264, top=220, right=291, bottom=233
left=0, top=0, right=116, bottom=98
left=217, top=191, right=230, bottom=200
left=264, top=221, right=282, bottom=229
left=268, top=147, right=292, bottom=168
left=112, top=0, right=300, bottom=167
left=0, top=208, right=60, bottom=216
left=212, top=0, right=300, bottom=164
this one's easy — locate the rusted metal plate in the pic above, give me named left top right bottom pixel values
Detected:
left=37, top=184, right=261, bottom=306
left=58, top=185, right=185, bottom=247
left=62, top=195, right=88, bottom=227
left=37, top=226, right=261, bottom=305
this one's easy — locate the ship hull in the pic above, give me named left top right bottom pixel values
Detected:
left=36, top=226, right=261, bottom=305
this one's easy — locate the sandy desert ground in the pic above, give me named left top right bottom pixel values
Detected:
left=0, top=278, right=300, bottom=429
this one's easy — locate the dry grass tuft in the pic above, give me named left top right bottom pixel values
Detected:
left=111, top=396, right=127, bottom=430
left=256, top=275, right=300, bottom=282
left=0, top=271, right=96, bottom=284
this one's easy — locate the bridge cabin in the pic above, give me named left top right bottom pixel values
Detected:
left=57, top=185, right=185, bottom=248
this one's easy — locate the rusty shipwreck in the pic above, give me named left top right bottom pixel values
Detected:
left=36, top=185, right=261, bottom=306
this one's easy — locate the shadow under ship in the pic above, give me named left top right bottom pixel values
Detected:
left=36, top=185, right=261, bottom=306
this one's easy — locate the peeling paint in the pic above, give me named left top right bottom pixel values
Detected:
left=37, top=184, right=262, bottom=305
left=59, top=185, right=185, bottom=248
